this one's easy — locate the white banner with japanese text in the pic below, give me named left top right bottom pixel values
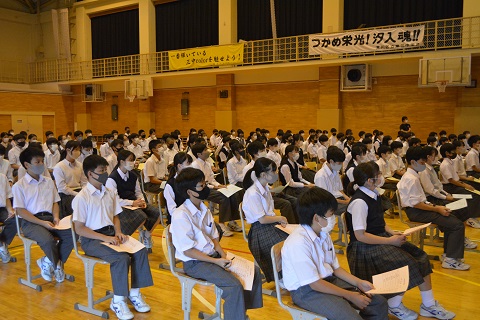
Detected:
left=169, top=44, right=244, bottom=70
left=309, top=25, right=425, bottom=55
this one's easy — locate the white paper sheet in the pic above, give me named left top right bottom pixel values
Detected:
left=269, top=185, right=287, bottom=194
left=275, top=224, right=300, bottom=235
left=122, top=205, right=141, bottom=210
left=403, top=223, right=431, bottom=236
left=445, top=198, right=468, bottom=211
left=101, top=236, right=145, bottom=254
left=217, top=184, right=243, bottom=198
left=386, top=177, right=400, bottom=182
left=376, top=187, right=386, bottom=195
left=160, top=180, right=167, bottom=189
left=467, top=188, right=480, bottom=196
left=366, top=266, right=409, bottom=294
left=226, top=252, right=255, bottom=291
left=53, top=216, right=71, bottom=230
left=452, top=194, right=473, bottom=199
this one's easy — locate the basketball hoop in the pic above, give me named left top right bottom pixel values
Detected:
left=126, top=95, right=135, bottom=102
left=435, top=80, right=448, bottom=93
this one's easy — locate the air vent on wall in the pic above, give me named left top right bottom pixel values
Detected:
left=340, top=64, right=372, bottom=92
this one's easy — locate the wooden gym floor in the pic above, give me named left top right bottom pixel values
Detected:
left=0, top=214, right=478, bottom=320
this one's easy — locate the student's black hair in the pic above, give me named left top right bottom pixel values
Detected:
left=267, top=138, right=278, bottom=147
left=402, top=116, right=408, bottom=122
left=20, top=131, right=28, bottom=137
left=373, top=130, right=383, bottom=141
left=28, top=133, right=37, bottom=141
left=117, top=134, right=126, bottom=142
left=19, top=147, right=45, bottom=169
left=327, top=146, right=345, bottom=163
left=423, top=145, right=438, bottom=159
left=116, top=150, right=135, bottom=169
left=246, top=141, right=265, bottom=157
left=174, top=167, right=205, bottom=202
left=85, top=129, right=92, bottom=134
left=308, top=135, right=317, bottom=143
left=330, top=128, right=337, bottom=133
left=46, top=137, right=58, bottom=146
left=162, top=133, right=171, bottom=141
left=390, top=141, right=403, bottom=151
left=191, top=143, right=207, bottom=158
left=104, top=133, right=114, bottom=140
left=0, top=132, right=7, bottom=138
left=358, top=131, right=365, bottom=138
left=439, top=130, right=447, bottom=136
left=139, top=129, right=145, bottom=135
left=111, top=139, right=124, bottom=150
left=364, top=132, right=373, bottom=139
left=237, top=129, right=244, bottom=135
left=452, top=140, right=464, bottom=149
left=0, top=144, right=5, bottom=156
left=111, top=130, right=119, bottom=135
left=346, top=161, right=380, bottom=196
left=439, top=137, right=448, bottom=144
left=468, top=135, right=480, bottom=147
left=458, top=133, right=466, bottom=140
left=61, top=140, right=81, bottom=160
left=429, top=132, right=437, bottom=137
left=230, top=140, right=244, bottom=155
left=257, top=135, right=267, bottom=144
left=409, top=137, right=421, bottom=147
left=345, top=135, right=355, bottom=143
left=377, top=145, right=392, bottom=157
left=213, top=129, right=219, bottom=134
left=80, top=138, right=92, bottom=149
left=128, top=133, right=139, bottom=142
left=82, top=154, right=108, bottom=177
left=187, top=134, right=198, bottom=147
left=281, top=133, right=292, bottom=143
left=168, top=152, right=193, bottom=179
left=299, top=130, right=305, bottom=135
left=448, top=133, right=457, bottom=142
left=351, top=144, right=367, bottom=160
left=345, top=129, right=353, bottom=136
left=362, top=137, right=373, bottom=145
left=381, top=135, right=392, bottom=146
left=45, top=131, right=54, bottom=137
left=148, top=139, right=162, bottom=152
left=13, top=134, right=25, bottom=141
left=124, top=126, right=130, bottom=131
left=28, top=142, right=42, bottom=150
left=282, top=145, right=298, bottom=161
left=336, top=132, right=345, bottom=141
left=74, top=130, right=83, bottom=137
left=426, top=136, right=437, bottom=144
left=292, top=134, right=301, bottom=143
left=439, top=143, right=455, bottom=158
left=298, top=187, right=338, bottom=225
left=463, top=130, right=471, bottom=135
left=223, top=136, right=232, bottom=144
left=194, top=137, right=205, bottom=144
left=170, top=132, right=179, bottom=140
left=318, top=134, right=328, bottom=143
left=243, top=157, right=277, bottom=190
left=149, top=128, right=156, bottom=135
left=405, top=146, right=426, bottom=165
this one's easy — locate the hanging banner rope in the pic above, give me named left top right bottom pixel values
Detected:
left=169, top=44, right=244, bottom=70
left=309, top=25, right=425, bottom=55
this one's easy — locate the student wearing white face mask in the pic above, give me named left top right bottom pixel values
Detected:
left=242, top=157, right=289, bottom=282
left=343, top=144, right=368, bottom=188
left=53, top=140, right=86, bottom=218
left=314, top=146, right=350, bottom=216
left=282, top=187, right=388, bottom=320
left=143, top=139, right=167, bottom=193
left=280, top=145, right=314, bottom=198
left=44, top=137, right=61, bottom=174
left=127, top=133, right=145, bottom=160
left=106, top=150, right=160, bottom=251
left=346, top=161, right=453, bottom=320
left=100, top=134, right=114, bottom=158
left=78, top=139, right=94, bottom=164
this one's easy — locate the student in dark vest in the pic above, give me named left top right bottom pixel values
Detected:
left=345, top=161, right=455, bottom=320
left=106, top=150, right=160, bottom=251
left=279, top=145, right=314, bottom=198
left=292, top=134, right=315, bottom=183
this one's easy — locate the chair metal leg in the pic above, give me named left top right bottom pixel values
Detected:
left=18, top=239, right=42, bottom=292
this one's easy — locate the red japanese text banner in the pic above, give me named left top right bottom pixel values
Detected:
left=308, top=25, right=425, bottom=55
left=169, top=44, right=244, bottom=70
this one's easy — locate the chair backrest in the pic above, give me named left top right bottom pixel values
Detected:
left=395, top=190, right=408, bottom=225
left=165, top=225, right=181, bottom=277
left=238, top=202, right=249, bottom=243
left=271, top=241, right=287, bottom=310
left=340, top=212, right=349, bottom=245
left=305, top=161, right=317, bottom=171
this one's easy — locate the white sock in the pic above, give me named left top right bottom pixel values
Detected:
left=130, top=288, right=140, bottom=297
left=113, top=295, right=126, bottom=303
left=420, top=289, right=435, bottom=307
left=387, top=295, right=404, bottom=308
left=0, top=243, right=7, bottom=252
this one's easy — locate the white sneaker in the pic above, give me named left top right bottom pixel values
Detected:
left=466, top=218, right=480, bottom=229
left=110, top=300, right=134, bottom=320
left=37, top=256, right=53, bottom=281
left=388, top=303, right=418, bottom=320
left=219, top=223, right=233, bottom=237
left=54, top=261, right=65, bottom=283
left=420, top=300, right=456, bottom=319
left=464, top=237, right=478, bottom=249
left=442, top=257, right=470, bottom=270
left=128, top=293, right=151, bottom=313
left=227, top=221, right=243, bottom=232
left=440, top=254, right=465, bottom=263
left=0, top=247, right=11, bottom=263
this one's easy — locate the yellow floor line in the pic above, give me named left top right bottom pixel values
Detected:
left=432, top=269, right=480, bottom=287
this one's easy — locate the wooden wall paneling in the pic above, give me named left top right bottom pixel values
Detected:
left=0, top=114, right=11, bottom=132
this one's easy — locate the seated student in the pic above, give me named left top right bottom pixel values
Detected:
left=100, top=134, right=114, bottom=158
left=328, top=128, right=338, bottom=147
left=306, top=134, right=319, bottom=161
left=280, top=145, right=314, bottom=198
left=279, top=133, right=292, bottom=156
left=72, top=155, right=153, bottom=319
left=462, top=131, right=471, bottom=149
left=44, top=137, right=60, bottom=174
left=127, top=133, right=145, bottom=160
left=13, top=147, right=74, bottom=282
left=191, top=143, right=241, bottom=236
left=0, top=145, right=13, bottom=183
left=143, top=139, right=167, bottom=193
left=344, top=144, right=367, bottom=188
left=373, top=131, right=383, bottom=154
left=293, top=134, right=315, bottom=184
left=138, top=130, right=148, bottom=152
left=78, top=138, right=94, bottom=164
left=42, top=131, right=55, bottom=151
left=8, top=134, right=27, bottom=173
left=282, top=187, right=388, bottom=320
left=466, top=135, right=480, bottom=178
left=18, top=143, right=52, bottom=179
left=226, top=141, right=247, bottom=188
left=419, top=146, right=476, bottom=248
left=399, top=146, right=470, bottom=270
left=452, top=140, right=479, bottom=186
left=216, top=136, right=232, bottom=170
left=106, top=150, right=160, bottom=250
left=358, top=130, right=366, bottom=143
left=376, top=145, right=397, bottom=188
left=73, top=130, right=83, bottom=143
left=105, top=139, right=124, bottom=175
left=343, top=135, right=355, bottom=155
left=314, top=146, right=350, bottom=216
left=346, top=161, right=455, bottom=320
left=363, top=137, right=377, bottom=162
left=335, top=132, right=346, bottom=150
left=390, top=141, right=407, bottom=179
left=242, top=157, right=289, bottom=282
left=171, top=168, right=263, bottom=320
left=1, top=132, right=13, bottom=159
left=164, top=152, right=193, bottom=224
left=171, top=131, right=183, bottom=152
left=316, top=135, right=329, bottom=164
left=426, top=136, right=441, bottom=165
left=266, top=138, right=281, bottom=168
left=382, top=135, right=393, bottom=148
left=28, top=133, right=38, bottom=144
left=439, top=143, right=480, bottom=229
left=53, top=140, right=84, bottom=218
left=0, top=173, right=16, bottom=263
left=163, top=137, right=178, bottom=166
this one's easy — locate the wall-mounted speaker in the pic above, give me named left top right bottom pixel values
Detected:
left=111, top=104, right=118, bottom=120
left=181, top=99, right=189, bottom=115
left=219, top=90, right=229, bottom=98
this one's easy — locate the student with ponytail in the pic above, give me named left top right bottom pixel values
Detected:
left=346, top=161, right=455, bottom=320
